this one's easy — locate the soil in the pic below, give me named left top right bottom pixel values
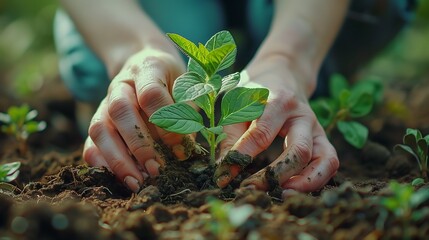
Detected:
left=1, top=77, right=429, bottom=240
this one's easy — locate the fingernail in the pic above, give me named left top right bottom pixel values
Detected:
left=145, top=159, right=160, bottom=177
left=216, top=174, right=231, bottom=188
left=282, top=189, right=299, bottom=199
left=172, top=144, right=189, bottom=161
left=124, top=176, right=141, bottom=193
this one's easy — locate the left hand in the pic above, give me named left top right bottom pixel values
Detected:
left=214, top=54, right=339, bottom=194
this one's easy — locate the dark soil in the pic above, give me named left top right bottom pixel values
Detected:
left=1, top=77, right=429, bottom=240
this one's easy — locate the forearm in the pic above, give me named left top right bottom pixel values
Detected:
left=60, top=0, right=176, bottom=77
left=252, top=0, right=349, bottom=96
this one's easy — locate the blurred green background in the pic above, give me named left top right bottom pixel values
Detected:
left=0, top=0, right=428, bottom=99
left=0, top=0, right=58, bottom=97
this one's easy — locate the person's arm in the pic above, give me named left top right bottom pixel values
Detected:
left=59, top=0, right=179, bottom=77
left=255, top=0, right=349, bottom=97
left=215, top=0, right=349, bottom=193
left=60, top=0, right=193, bottom=192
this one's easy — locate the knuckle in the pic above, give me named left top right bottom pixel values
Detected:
left=88, top=119, right=105, bottom=143
left=290, top=140, right=312, bottom=164
left=108, top=96, right=130, bottom=121
left=327, top=155, right=340, bottom=173
left=247, top=122, right=273, bottom=151
left=138, top=81, right=168, bottom=110
left=276, top=90, right=299, bottom=112
left=109, top=159, right=127, bottom=176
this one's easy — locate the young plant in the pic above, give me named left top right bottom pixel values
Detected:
left=394, top=128, right=429, bottom=182
left=149, top=31, right=269, bottom=164
left=0, top=162, right=21, bottom=183
left=376, top=181, right=429, bottom=238
left=0, top=104, right=46, bottom=155
left=205, top=198, right=255, bottom=240
left=310, top=74, right=383, bottom=148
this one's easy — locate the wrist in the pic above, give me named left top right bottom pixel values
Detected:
left=103, top=32, right=179, bottom=78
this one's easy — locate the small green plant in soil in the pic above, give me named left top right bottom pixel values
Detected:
left=205, top=198, right=255, bottom=240
left=310, top=74, right=382, bottom=148
left=395, top=128, right=429, bottom=184
left=0, top=162, right=21, bottom=183
left=0, top=104, right=46, bottom=155
left=376, top=181, right=429, bottom=239
left=149, top=31, right=269, bottom=164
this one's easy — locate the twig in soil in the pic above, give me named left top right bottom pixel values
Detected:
left=161, top=188, right=192, bottom=201
left=80, top=186, right=113, bottom=196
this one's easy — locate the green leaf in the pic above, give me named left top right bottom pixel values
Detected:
left=406, top=128, right=422, bottom=140
left=173, top=72, right=214, bottom=102
left=417, top=138, right=428, bottom=161
left=215, top=133, right=227, bottom=147
left=167, top=33, right=208, bottom=73
left=353, top=78, right=384, bottom=103
left=0, top=162, right=21, bottom=182
left=207, top=126, right=224, bottom=135
left=24, top=121, right=46, bottom=134
left=194, top=94, right=212, bottom=118
left=310, top=98, right=336, bottom=128
left=205, top=30, right=236, bottom=71
left=411, top=177, right=425, bottom=187
left=219, top=72, right=240, bottom=94
left=219, top=87, right=269, bottom=126
left=200, top=128, right=211, bottom=144
left=208, top=74, right=222, bottom=92
left=206, top=43, right=236, bottom=75
left=149, top=103, right=204, bottom=134
left=329, top=74, right=349, bottom=100
left=0, top=112, right=11, bottom=123
left=347, top=91, right=373, bottom=117
left=337, top=121, right=368, bottom=149
left=338, top=90, right=351, bottom=109
left=188, top=59, right=206, bottom=79
left=410, top=188, right=429, bottom=208
left=395, top=144, right=421, bottom=169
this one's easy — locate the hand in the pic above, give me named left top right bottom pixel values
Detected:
left=214, top=54, right=339, bottom=195
left=83, top=47, right=196, bottom=192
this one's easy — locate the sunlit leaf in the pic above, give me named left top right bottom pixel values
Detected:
left=205, top=30, right=236, bottom=71
left=219, top=87, right=268, bottom=126
left=219, top=72, right=240, bottom=94
left=173, top=72, right=213, bottom=102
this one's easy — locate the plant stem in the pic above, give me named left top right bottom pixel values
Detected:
left=209, top=93, right=216, bottom=165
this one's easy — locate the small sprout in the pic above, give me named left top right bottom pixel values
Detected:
left=394, top=128, right=428, bottom=181
left=0, top=162, right=21, bottom=182
left=0, top=104, right=46, bottom=155
left=150, top=31, right=269, bottom=164
left=206, top=198, right=255, bottom=240
left=377, top=181, right=429, bottom=236
left=310, top=74, right=382, bottom=148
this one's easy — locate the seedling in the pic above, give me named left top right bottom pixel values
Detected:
left=149, top=31, right=269, bottom=164
left=376, top=181, right=429, bottom=238
left=310, top=74, right=382, bottom=148
left=0, top=104, right=46, bottom=155
left=205, top=198, right=255, bottom=240
left=394, top=128, right=428, bottom=181
left=0, top=162, right=21, bottom=183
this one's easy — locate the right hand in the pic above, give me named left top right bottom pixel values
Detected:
left=82, top=46, right=195, bottom=192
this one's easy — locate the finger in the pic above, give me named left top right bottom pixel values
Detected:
left=83, top=137, right=110, bottom=170
left=107, top=80, right=163, bottom=177
left=214, top=98, right=290, bottom=188
left=133, top=61, right=195, bottom=160
left=281, top=133, right=339, bottom=192
left=218, top=123, right=249, bottom=161
left=88, top=99, right=144, bottom=193
left=240, top=115, right=315, bottom=191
